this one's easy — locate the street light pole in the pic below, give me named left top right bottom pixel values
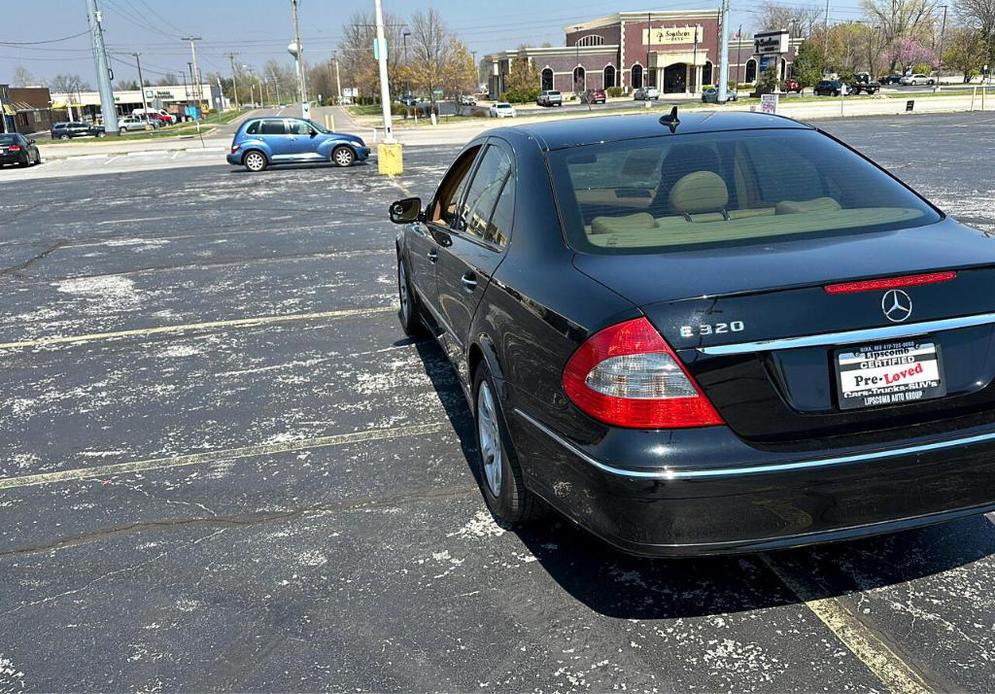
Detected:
left=227, top=52, right=240, bottom=109
left=181, top=36, right=203, bottom=110
left=403, top=29, right=411, bottom=98
left=717, top=0, right=731, bottom=102
left=86, top=0, right=118, bottom=134
left=289, top=0, right=308, bottom=118
left=936, top=5, right=948, bottom=93
left=574, top=25, right=582, bottom=93
left=374, top=0, right=394, bottom=143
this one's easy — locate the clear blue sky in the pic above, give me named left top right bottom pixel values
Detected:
left=1, top=0, right=868, bottom=87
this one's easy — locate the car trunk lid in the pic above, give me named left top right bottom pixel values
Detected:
left=572, top=219, right=995, bottom=443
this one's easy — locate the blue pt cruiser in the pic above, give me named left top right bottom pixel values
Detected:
left=227, top=116, right=370, bottom=172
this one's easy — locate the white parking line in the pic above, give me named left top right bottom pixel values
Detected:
left=0, top=422, right=446, bottom=491
left=0, top=306, right=395, bottom=351
left=103, top=156, right=120, bottom=166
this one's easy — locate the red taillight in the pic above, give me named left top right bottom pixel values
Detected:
left=8, top=145, right=21, bottom=152
left=562, top=317, right=724, bottom=429
left=824, top=271, right=956, bottom=294
left=231, top=144, right=241, bottom=153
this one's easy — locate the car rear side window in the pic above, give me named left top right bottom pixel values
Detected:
left=260, top=120, right=285, bottom=135
left=246, top=121, right=260, bottom=135
left=547, top=129, right=942, bottom=254
left=458, top=145, right=514, bottom=245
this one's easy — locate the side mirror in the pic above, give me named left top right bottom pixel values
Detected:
left=309, top=128, right=318, bottom=137
left=389, top=197, right=423, bottom=224
left=27, top=139, right=36, bottom=145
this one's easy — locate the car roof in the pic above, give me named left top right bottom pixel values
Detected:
left=494, top=111, right=812, bottom=151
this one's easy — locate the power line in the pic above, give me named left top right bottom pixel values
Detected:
left=0, top=30, right=89, bottom=46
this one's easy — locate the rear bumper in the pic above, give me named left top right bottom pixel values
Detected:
left=0, top=153, right=25, bottom=165
left=512, top=409, right=995, bottom=557
left=225, top=152, right=241, bottom=165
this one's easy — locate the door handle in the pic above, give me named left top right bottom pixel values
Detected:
left=427, top=248, right=438, bottom=263
left=461, top=272, right=477, bottom=292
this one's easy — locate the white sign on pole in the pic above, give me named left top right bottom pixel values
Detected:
left=760, top=93, right=779, bottom=114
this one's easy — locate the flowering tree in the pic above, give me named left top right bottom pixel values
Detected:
left=890, top=36, right=937, bottom=72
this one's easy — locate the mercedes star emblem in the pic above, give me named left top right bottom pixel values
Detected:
left=881, top=289, right=913, bottom=323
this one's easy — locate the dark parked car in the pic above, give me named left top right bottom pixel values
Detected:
left=50, top=121, right=105, bottom=139
left=0, top=133, right=41, bottom=167
left=881, top=73, right=904, bottom=85
left=581, top=88, right=607, bottom=104
left=814, top=79, right=848, bottom=96
left=390, top=111, right=995, bottom=556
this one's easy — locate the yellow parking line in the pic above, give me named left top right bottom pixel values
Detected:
left=0, top=306, right=395, bottom=351
left=0, top=422, right=446, bottom=491
left=761, top=555, right=932, bottom=694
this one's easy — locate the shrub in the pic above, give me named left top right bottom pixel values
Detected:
left=501, top=87, right=540, bottom=103
left=606, top=86, right=624, bottom=98
left=754, top=66, right=781, bottom=94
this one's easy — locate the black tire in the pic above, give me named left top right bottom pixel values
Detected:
left=243, top=150, right=268, bottom=172
left=332, top=145, right=356, bottom=168
left=95, top=131, right=105, bottom=138
left=59, top=134, right=70, bottom=141
left=472, top=363, right=545, bottom=525
left=396, top=254, right=424, bottom=336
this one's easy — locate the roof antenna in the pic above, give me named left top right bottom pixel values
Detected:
left=659, top=105, right=680, bottom=132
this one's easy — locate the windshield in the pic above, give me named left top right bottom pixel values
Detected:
left=308, top=119, right=328, bottom=133
left=547, top=128, right=941, bottom=255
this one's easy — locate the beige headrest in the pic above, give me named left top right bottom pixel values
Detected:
left=775, top=197, right=842, bottom=215
left=590, top=212, right=657, bottom=235
left=668, top=171, right=729, bottom=215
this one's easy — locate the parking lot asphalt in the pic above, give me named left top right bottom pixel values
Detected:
left=1, top=112, right=995, bottom=692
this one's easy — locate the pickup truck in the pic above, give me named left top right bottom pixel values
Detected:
left=850, top=72, right=881, bottom=94
left=537, top=90, right=563, bottom=107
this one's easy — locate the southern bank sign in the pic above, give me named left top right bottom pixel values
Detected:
left=643, top=26, right=703, bottom=46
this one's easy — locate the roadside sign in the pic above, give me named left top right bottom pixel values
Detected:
left=906, top=100, right=915, bottom=112
left=761, top=93, right=779, bottom=114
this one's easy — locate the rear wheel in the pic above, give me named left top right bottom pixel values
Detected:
left=332, top=146, right=355, bottom=167
left=243, top=150, right=267, bottom=172
left=473, top=365, right=545, bottom=525
left=95, top=131, right=105, bottom=138
left=59, top=134, right=70, bottom=141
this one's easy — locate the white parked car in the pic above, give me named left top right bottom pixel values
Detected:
left=633, top=87, right=660, bottom=100
left=458, top=94, right=477, bottom=106
left=899, top=73, right=935, bottom=86
left=488, top=102, right=517, bottom=118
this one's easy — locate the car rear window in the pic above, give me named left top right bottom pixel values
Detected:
left=546, top=128, right=942, bottom=254
left=0, top=135, right=16, bottom=144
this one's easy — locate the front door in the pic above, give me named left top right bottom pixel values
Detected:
left=664, top=63, right=688, bottom=93
left=284, top=119, right=323, bottom=160
left=409, top=145, right=483, bottom=333
left=433, top=140, right=517, bottom=384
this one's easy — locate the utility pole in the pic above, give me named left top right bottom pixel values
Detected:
left=133, top=53, right=149, bottom=119
left=374, top=0, right=394, bottom=143
left=181, top=36, right=203, bottom=111
left=290, top=0, right=308, bottom=118
left=936, top=5, right=948, bottom=93
left=86, top=0, right=118, bottom=134
left=575, top=25, right=583, bottom=93
left=187, top=62, right=197, bottom=115
left=821, top=0, right=831, bottom=69
left=227, top=53, right=240, bottom=109
left=717, top=0, right=731, bottom=102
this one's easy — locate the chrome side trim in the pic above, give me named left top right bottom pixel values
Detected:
left=696, top=312, right=995, bottom=356
left=513, top=407, right=995, bottom=480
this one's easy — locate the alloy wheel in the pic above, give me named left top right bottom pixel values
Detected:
left=477, top=381, right=503, bottom=498
left=333, top=147, right=355, bottom=167
left=245, top=152, right=266, bottom=172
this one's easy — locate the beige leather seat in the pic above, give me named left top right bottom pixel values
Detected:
left=668, top=171, right=729, bottom=222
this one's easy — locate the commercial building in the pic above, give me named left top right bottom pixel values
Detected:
left=0, top=84, right=63, bottom=134
left=486, top=9, right=801, bottom=98
left=50, top=83, right=227, bottom=122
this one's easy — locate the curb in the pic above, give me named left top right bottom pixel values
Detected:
left=42, top=145, right=229, bottom=161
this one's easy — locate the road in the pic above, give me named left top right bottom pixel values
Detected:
left=0, top=113, right=994, bottom=691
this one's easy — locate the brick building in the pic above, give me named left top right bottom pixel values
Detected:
left=0, top=85, right=62, bottom=134
left=486, top=9, right=801, bottom=98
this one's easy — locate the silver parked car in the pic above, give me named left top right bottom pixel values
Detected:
left=117, top=116, right=151, bottom=133
left=633, top=86, right=660, bottom=100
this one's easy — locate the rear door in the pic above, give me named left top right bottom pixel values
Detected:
left=258, top=119, right=291, bottom=160
left=432, top=139, right=516, bottom=381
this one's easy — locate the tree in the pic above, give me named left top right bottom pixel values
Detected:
left=944, top=26, right=987, bottom=80
left=155, top=73, right=179, bottom=86
left=13, top=66, right=34, bottom=87
left=114, top=79, right=139, bottom=91
left=889, top=35, right=937, bottom=72
left=49, top=74, right=90, bottom=93
left=336, top=10, right=405, bottom=102
left=792, top=38, right=825, bottom=86
left=862, top=0, right=938, bottom=69
left=957, top=0, right=995, bottom=68
left=501, top=55, right=540, bottom=103
left=755, top=65, right=781, bottom=93
left=443, top=40, right=478, bottom=114
left=408, top=8, right=452, bottom=110
left=755, top=1, right=822, bottom=37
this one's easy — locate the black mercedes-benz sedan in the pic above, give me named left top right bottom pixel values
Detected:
left=389, top=111, right=995, bottom=557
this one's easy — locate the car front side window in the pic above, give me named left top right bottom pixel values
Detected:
left=431, top=146, right=482, bottom=227
left=458, top=145, right=514, bottom=243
